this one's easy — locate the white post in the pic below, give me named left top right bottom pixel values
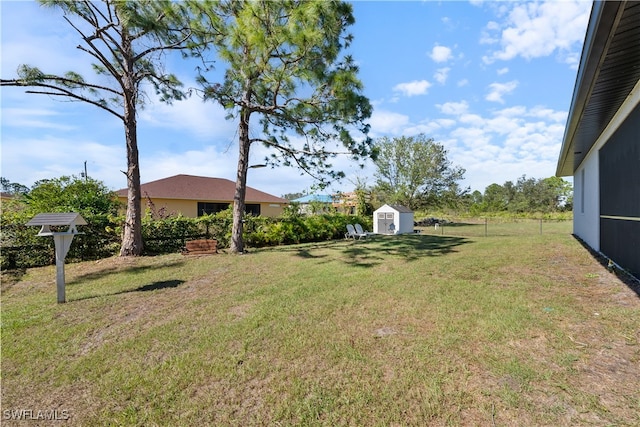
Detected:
left=26, top=213, right=86, bottom=304
left=53, top=234, right=75, bottom=303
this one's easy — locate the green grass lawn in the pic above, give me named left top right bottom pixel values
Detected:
left=2, top=231, right=639, bottom=426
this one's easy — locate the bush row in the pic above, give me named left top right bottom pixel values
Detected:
left=1, top=210, right=372, bottom=269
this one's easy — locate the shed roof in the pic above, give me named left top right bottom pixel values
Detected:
left=556, top=1, right=640, bottom=176
left=376, top=204, right=413, bottom=213
left=115, top=174, right=287, bottom=204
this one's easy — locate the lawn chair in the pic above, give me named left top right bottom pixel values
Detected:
left=355, top=223, right=372, bottom=237
left=345, top=224, right=367, bottom=240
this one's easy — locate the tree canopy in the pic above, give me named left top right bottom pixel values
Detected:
left=373, top=134, right=466, bottom=210
left=188, top=0, right=374, bottom=253
left=1, top=178, right=30, bottom=196
left=23, top=175, right=121, bottom=217
left=1, top=0, right=196, bottom=256
left=469, top=175, right=573, bottom=214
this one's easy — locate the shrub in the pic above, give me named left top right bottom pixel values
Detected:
left=1, top=203, right=373, bottom=269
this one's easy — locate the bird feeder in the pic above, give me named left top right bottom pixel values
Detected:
left=26, top=213, right=87, bottom=303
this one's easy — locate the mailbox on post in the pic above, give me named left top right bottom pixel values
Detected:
left=26, top=213, right=87, bottom=303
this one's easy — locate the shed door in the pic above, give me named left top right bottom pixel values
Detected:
left=377, top=212, right=395, bottom=234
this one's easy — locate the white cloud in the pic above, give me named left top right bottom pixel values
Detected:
left=404, top=118, right=456, bottom=136
left=369, top=110, right=410, bottom=135
left=393, top=80, right=432, bottom=97
left=482, top=0, right=591, bottom=65
left=1, top=135, right=123, bottom=189
left=378, top=103, right=570, bottom=192
left=485, top=80, right=519, bottom=103
left=457, top=79, right=469, bottom=87
left=527, top=106, right=567, bottom=122
left=459, top=113, right=485, bottom=127
left=495, top=106, right=527, bottom=118
left=437, top=101, right=469, bottom=116
left=1, top=108, right=76, bottom=131
left=434, top=67, right=451, bottom=85
left=430, top=45, right=453, bottom=63
left=497, top=67, right=509, bottom=75
left=139, top=93, right=236, bottom=141
left=1, top=2, right=104, bottom=79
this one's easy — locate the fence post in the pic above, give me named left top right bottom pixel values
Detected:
left=540, top=218, right=543, bottom=235
left=485, top=218, right=488, bottom=237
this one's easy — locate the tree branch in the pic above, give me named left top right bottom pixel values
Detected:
left=0, top=78, right=123, bottom=119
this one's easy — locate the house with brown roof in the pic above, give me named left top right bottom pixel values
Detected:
left=115, top=174, right=288, bottom=218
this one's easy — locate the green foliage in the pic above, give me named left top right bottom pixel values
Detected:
left=373, top=134, right=466, bottom=210
left=141, top=214, right=202, bottom=255
left=467, top=175, right=573, bottom=214
left=1, top=177, right=29, bottom=195
left=245, top=213, right=371, bottom=248
left=282, top=192, right=306, bottom=201
left=192, top=0, right=375, bottom=173
left=24, top=176, right=121, bottom=216
left=353, top=181, right=374, bottom=216
left=1, top=176, right=122, bottom=269
left=139, top=208, right=370, bottom=253
left=1, top=199, right=53, bottom=269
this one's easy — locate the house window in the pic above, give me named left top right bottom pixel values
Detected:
left=197, top=202, right=230, bottom=216
left=245, top=204, right=261, bottom=216
left=197, top=202, right=261, bottom=216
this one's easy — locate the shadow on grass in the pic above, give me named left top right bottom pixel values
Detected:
left=294, top=248, right=328, bottom=259
left=573, top=235, right=640, bottom=299
left=274, top=234, right=472, bottom=268
left=66, top=260, right=185, bottom=285
left=344, top=234, right=472, bottom=265
left=0, top=268, right=28, bottom=291
left=70, top=279, right=186, bottom=302
left=135, top=280, right=185, bottom=292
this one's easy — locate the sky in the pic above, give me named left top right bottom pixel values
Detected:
left=1, top=0, right=592, bottom=198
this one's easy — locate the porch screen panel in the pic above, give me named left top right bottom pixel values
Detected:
left=599, top=103, right=640, bottom=277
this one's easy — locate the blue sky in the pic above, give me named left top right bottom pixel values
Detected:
left=1, top=0, right=592, bottom=197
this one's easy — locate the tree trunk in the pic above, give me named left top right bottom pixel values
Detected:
left=120, top=115, right=143, bottom=256
left=119, top=28, right=143, bottom=256
left=230, top=107, right=251, bottom=254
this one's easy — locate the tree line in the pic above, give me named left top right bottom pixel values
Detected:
left=343, top=134, right=572, bottom=215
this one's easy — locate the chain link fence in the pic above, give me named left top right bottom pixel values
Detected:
left=415, top=217, right=572, bottom=237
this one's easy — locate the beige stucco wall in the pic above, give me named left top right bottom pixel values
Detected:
left=259, top=203, right=286, bottom=217
left=118, top=197, right=285, bottom=218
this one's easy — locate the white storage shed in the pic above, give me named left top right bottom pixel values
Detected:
left=373, top=204, right=414, bottom=235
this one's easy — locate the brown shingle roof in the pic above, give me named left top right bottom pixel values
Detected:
left=115, top=175, right=287, bottom=204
